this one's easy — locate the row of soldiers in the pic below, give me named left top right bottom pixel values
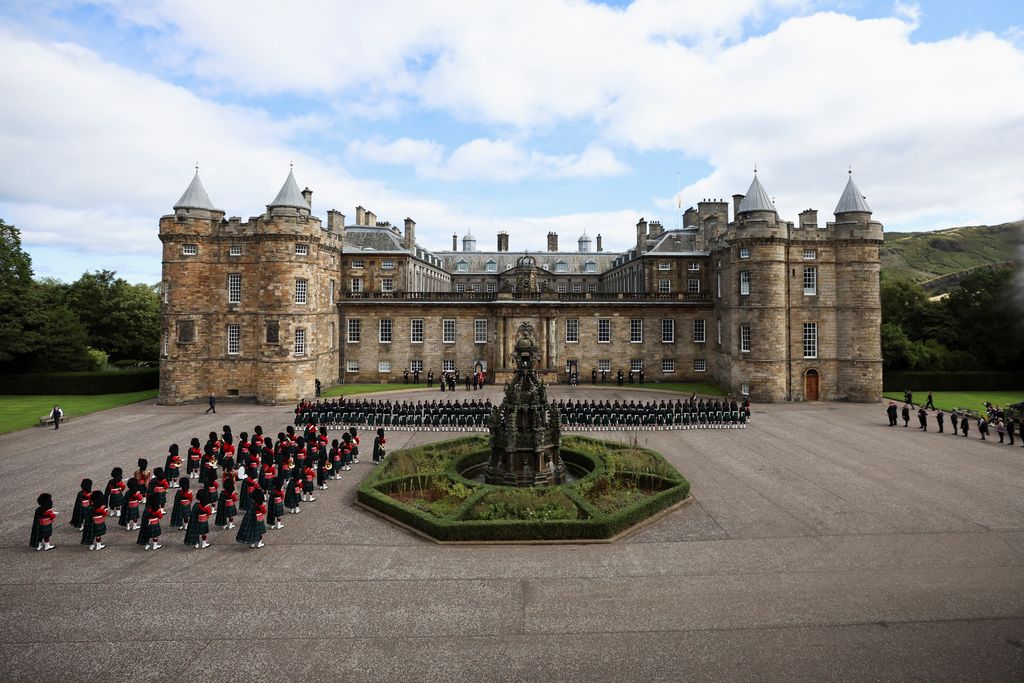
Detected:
left=294, top=396, right=750, bottom=432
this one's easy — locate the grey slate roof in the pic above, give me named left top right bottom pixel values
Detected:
left=646, top=228, right=703, bottom=254
left=269, top=169, right=310, bottom=209
left=438, top=250, right=616, bottom=274
left=173, top=171, right=217, bottom=210
left=737, top=174, right=775, bottom=213
left=834, top=174, right=872, bottom=214
left=343, top=226, right=405, bottom=252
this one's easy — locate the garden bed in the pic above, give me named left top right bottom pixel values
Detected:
left=357, top=435, right=690, bottom=542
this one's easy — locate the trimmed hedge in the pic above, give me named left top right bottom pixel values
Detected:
left=0, top=369, right=159, bottom=395
left=883, top=371, right=1024, bottom=392
left=357, top=435, right=690, bottom=542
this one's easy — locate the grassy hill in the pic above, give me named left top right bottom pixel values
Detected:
left=881, top=221, right=1021, bottom=293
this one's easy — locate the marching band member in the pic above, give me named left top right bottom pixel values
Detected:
left=215, top=476, right=238, bottom=530
left=70, top=478, right=93, bottom=531
left=236, top=489, right=267, bottom=549
left=164, top=445, right=182, bottom=486
left=30, top=493, right=57, bottom=551
left=81, top=491, right=107, bottom=551
left=137, top=497, right=164, bottom=550
left=170, top=478, right=193, bottom=530
left=104, top=468, right=126, bottom=517
left=184, top=489, right=212, bottom=549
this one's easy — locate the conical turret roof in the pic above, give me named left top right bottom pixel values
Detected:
left=835, top=173, right=872, bottom=214
left=269, top=168, right=310, bottom=209
left=173, top=170, right=217, bottom=210
left=737, top=174, right=775, bottom=213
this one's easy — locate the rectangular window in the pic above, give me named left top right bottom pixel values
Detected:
left=565, top=319, right=579, bottom=343
left=379, top=319, right=393, bottom=343
left=182, top=244, right=197, bottom=256
left=411, top=319, right=424, bottom=343
left=572, top=283, right=582, bottom=293
left=410, top=360, right=423, bottom=373
left=630, top=319, right=643, bottom=343
left=598, top=359, right=611, bottom=372
left=740, top=323, right=751, bottom=353
left=329, top=322, right=335, bottom=349
left=442, top=319, right=456, bottom=344
left=662, top=359, right=675, bottom=373
left=585, top=262, right=597, bottom=273
left=803, top=267, right=817, bottom=296
left=688, top=262, right=700, bottom=271
left=295, top=244, right=308, bottom=256
left=456, top=283, right=466, bottom=293
left=716, top=272, right=721, bottom=298
left=227, top=324, right=240, bottom=355
left=693, top=359, right=706, bottom=372
left=347, top=318, right=361, bottom=343
left=295, top=278, right=308, bottom=304
left=693, top=319, right=706, bottom=343
left=717, top=318, right=722, bottom=345
left=229, top=245, right=242, bottom=256
left=630, top=360, right=643, bottom=373
left=587, top=283, right=597, bottom=293
left=163, top=282, right=169, bottom=304
left=658, top=262, right=671, bottom=271
left=266, top=320, right=279, bottom=344
left=378, top=360, right=391, bottom=373
left=475, top=319, right=488, bottom=344
left=294, top=328, right=306, bottom=356
left=803, top=249, right=817, bottom=260
left=351, top=278, right=362, bottom=293
left=382, top=260, right=395, bottom=270
left=687, top=278, right=700, bottom=293
left=741, top=382, right=750, bottom=395
left=162, top=330, right=168, bottom=357
left=661, top=319, right=675, bottom=343
left=740, top=271, right=750, bottom=296
left=659, top=279, right=671, bottom=293
left=329, top=279, right=335, bottom=305
left=598, top=318, right=611, bottom=343
left=739, top=247, right=750, bottom=259
left=803, top=322, right=818, bottom=359
left=557, top=283, right=567, bottom=293
left=442, top=359, right=455, bottom=373
left=177, top=320, right=195, bottom=343
left=227, top=273, right=241, bottom=304
left=486, top=282, right=496, bottom=293
left=381, top=277, right=394, bottom=293
left=351, top=259, right=364, bottom=269
left=347, top=360, right=359, bottom=373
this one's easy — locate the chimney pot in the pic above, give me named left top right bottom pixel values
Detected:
left=301, top=187, right=312, bottom=210
left=547, top=231, right=558, bottom=252
left=596, top=234, right=603, bottom=252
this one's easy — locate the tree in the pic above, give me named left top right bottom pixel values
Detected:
left=23, top=303, right=93, bottom=372
left=66, top=270, right=160, bottom=360
left=943, top=268, right=1024, bottom=369
left=0, top=219, right=40, bottom=366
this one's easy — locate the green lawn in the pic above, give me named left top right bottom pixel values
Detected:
left=321, top=383, right=433, bottom=398
left=883, top=391, right=1024, bottom=414
left=0, top=390, right=159, bottom=435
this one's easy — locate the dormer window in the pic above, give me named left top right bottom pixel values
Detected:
left=485, top=259, right=497, bottom=273
left=584, top=260, right=597, bottom=273
left=456, top=260, right=468, bottom=273
left=555, top=261, right=568, bottom=273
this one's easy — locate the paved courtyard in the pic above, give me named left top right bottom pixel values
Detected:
left=0, top=386, right=1022, bottom=681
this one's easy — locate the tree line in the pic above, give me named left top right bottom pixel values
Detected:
left=881, top=268, right=1023, bottom=371
left=0, top=218, right=159, bottom=373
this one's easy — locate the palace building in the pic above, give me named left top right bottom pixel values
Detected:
left=158, top=168, right=883, bottom=404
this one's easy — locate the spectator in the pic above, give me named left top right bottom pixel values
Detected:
left=49, top=405, right=63, bottom=430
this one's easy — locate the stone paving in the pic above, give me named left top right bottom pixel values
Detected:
left=0, top=386, right=1022, bottom=681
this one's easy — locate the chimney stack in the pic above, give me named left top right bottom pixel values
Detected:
left=497, top=231, right=509, bottom=252
left=452, top=233, right=458, bottom=251
left=355, top=206, right=366, bottom=225
left=798, top=209, right=818, bottom=230
left=732, top=194, right=744, bottom=219
left=547, top=231, right=558, bottom=252
left=327, top=210, right=345, bottom=232
left=636, top=217, right=648, bottom=251
left=683, top=207, right=697, bottom=228
left=366, top=210, right=377, bottom=226
left=403, top=217, right=416, bottom=249
left=596, top=234, right=603, bottom=252
left=301, top=187, right=313, bottom=210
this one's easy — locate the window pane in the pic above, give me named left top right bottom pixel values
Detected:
left=693, top=319, right=706, bottom=343
left=475, top=319, right=488, bottom=343
left=630, top=319, right=642, bottom=343
left=228, top=273, right=241, bottom=303
left=566, top=319, right=579, bottom=343
left=295, top=278, right=308, bottom=304
left=294, top=328, right=306, bottom=355
left=661, top=319, right=674, bottom=343
left=803, top=322, right=818, bottom=358
left=598, top=318, right=611, bottom=343
left=227, top=324, right=240, bottom=355
left=411, top=319, right=424, bottom=343
left=379, top=319, right=392, bottom=343
left=803, top=267, right=817, bottom=295
left=442, top=319, right=455, bottom=343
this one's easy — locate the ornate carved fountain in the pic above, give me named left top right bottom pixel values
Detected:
left=486, top=322, right=566, bottom=486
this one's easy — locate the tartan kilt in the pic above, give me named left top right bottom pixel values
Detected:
left=235, top=511, right=266, bottom=544
left=108, top=492, right=125, bottom=510
left=92, top=521, right=107, bottom=538
left=215, top=503, right=236, bottom=526
left=170, top=499, right=189, bottom=527
left=184, top=518, right=208, bottom=544
left=272, top=501, right=285, bottom=518
left=136, top=519, right=161, bottom=544
left=123, top=505, right=140, bottom=522
left=302, top=479, right=315, bottom=493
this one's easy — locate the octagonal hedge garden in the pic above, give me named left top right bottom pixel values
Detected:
left=356, top=435, right=690, bottom=542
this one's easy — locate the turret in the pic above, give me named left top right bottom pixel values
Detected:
left=578, top=231, right=592, bottom=253
left=463, top=231, right=477, bottom=252
left=267, top=168, right=310, bottom=218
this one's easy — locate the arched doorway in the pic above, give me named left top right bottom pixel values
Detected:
left=804, top=369, right=819, bottom=401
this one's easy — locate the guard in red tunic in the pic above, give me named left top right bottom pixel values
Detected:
left=236, top=489, right=267, bottom=548
left=81, top=491, right=107, bottom=551
left=215, top=476, right=238, bottom=529
left=71, top=478, right=93, bottom=531
left=105, top=468, right=126, bottom=517
left=170, top=478, right=193, bottom=530
left=187, top=438, right=202, bottom=478
left=119, top=479, right=144, bottom=531
left=137, top=498, right=164, bottom=550
left=185, top=489, right=212, bottom=549
left=30, top=493, right=57, bottom=551
left=164, top=445, right=182, bottom=486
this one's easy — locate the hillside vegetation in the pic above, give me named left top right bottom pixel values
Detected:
left=881, top=221, right=1021, bottom=293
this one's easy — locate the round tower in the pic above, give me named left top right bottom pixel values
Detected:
left=831, top=172, right=883, bottom=401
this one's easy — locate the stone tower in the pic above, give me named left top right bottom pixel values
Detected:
left=158, top=168, right=342, bottom=404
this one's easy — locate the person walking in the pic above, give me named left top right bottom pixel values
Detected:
left=904, top=389, right=914, bottom=407
left=936, top=409, right=944, bottom=433
left=49, top=405, right=63, bottom=430
left=925, top=391, right=935, bottom=410
left=315, top=378, right=322, bottom=397
left=205, top=392, right=216, bottom=414
left=978, top=416, right=988, bottom=440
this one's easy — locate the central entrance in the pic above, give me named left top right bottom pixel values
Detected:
left=804, top=369, right=819, bottom=401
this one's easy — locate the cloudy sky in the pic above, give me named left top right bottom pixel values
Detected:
left=1, top=0, right=1022, bottom=284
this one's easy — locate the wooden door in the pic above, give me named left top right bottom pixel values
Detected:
left=804, top=370, right=819, bottom=401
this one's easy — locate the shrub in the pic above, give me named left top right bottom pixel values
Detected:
left=0, top=368, right=159, bottom=395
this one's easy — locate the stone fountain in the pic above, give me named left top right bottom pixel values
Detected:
left=486, top=322, right=566, bottom=486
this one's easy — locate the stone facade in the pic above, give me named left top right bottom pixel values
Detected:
left=159, top=170, right=883, bottom=404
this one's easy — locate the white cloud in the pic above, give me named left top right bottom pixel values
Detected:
left=347, top=137, right=629, bottom=182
